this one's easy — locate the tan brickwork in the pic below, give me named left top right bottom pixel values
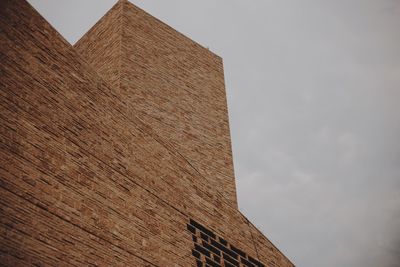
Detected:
left=75, top=0, right=238, bottom=207
left=0, top=0, right=295, bottom=266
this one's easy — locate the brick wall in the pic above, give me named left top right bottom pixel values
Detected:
left=0, top=0, right=295, bottom=266
left=75, top=0, right=238, bottom=208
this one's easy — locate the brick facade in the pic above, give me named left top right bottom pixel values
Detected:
left=0, top=0, right=294, bottom=266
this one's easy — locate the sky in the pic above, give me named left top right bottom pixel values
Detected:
left=27, top=1, right=400, bottom=266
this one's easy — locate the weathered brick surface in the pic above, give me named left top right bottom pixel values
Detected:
left=74, top=1, right=123, bottom=90
left=75, top=0, right=238, bottom=207
left=0, top=0, right=295, bottom=266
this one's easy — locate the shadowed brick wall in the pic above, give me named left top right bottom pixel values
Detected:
left=0, top=0, right=295, bottom=266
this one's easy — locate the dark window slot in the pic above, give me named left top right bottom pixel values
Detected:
left=206, top=257, right=221, bottom=267
left=219, top=237, right=228, bottom=246
left=195, top=244, right=210, bottom=258
left=189, top=219, right=216, bottom=239
left=192, top=249, right=201, bottom=259
left=222, top=252, right=239, bottom=266
left=224, top=261, right=235, bottom=267
left=213, top=254, right=221, bottom=263
left=187, top=224, right=196, bottom=234
left=248, top=255, right=265, bottom=267
left=241, top=257, right=256, bottom=267
left=230, top=244, right=246, bottom=258
left=210, top=239, right=238, bottom=259
left=202, top=241, right=221, bottom=256
left=200, top=232, right=210, bottom=242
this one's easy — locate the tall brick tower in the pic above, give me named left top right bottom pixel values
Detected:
left=0, top=0, right=294, bottom=266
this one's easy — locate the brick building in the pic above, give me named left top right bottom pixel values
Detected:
left=0, top=0, right=294, bottom=266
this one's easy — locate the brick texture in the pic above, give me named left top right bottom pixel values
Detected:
left=75, top=0, right=238, bottom=207
left=0, top=0, right=295, bottom=266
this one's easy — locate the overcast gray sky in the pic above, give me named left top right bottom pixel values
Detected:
left=27, top=1, right=400, bottom=266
